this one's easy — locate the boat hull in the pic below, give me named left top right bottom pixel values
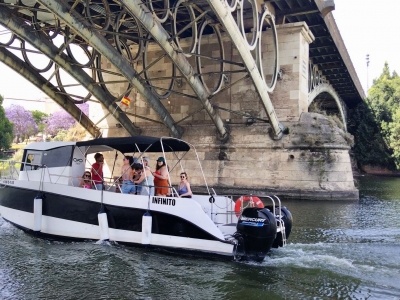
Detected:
left=0, top=183, right=235, bottom=258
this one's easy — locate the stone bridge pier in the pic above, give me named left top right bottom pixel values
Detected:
left=94, top=23, right=356, bottom=200
left=0, top=0, right=362, bottom=200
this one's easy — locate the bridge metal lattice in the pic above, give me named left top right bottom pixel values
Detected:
left=0, top=0, right=285, bottom=140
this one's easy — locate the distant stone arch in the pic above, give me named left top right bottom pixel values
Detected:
left=308, top=83, right=347, bottom=131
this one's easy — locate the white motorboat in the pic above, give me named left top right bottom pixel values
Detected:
left=0, top=136, right=292, bottom=261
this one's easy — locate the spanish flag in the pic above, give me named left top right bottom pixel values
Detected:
left=121, top=96, right=131, bottom=107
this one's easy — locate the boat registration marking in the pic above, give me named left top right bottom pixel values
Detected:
left=1, top=179, right=15, bottom=185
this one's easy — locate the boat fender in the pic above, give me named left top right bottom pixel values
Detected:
left=97, top=208, right=110, bottom=241
left=33, top=193, right=43, bottom=232
left=141, top=211, right=152, bottom=245
left=234, top=196, right=263, bottom=217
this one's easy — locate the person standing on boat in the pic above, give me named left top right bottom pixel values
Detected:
left=91, top=153, right=104, bottom=190
left=177, top=172, right=192, bottom=198
left=121, top=156, right=136, bottom=194
left=142, top=156, right=151, bottom=170
left=152, top=157, right=169, bottom=196
left=132, top=159, right=142, bottom=195
left=134, top=162, right=154, bottom=196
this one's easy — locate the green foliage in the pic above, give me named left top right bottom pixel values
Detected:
left=31, top=110, right=48, bottom=132
left=52, top=130, right=68, bottom=141
left=0, top=95, right=14, bottom=151
left=349, top=62, right=400, bottom=169
left=348, top=101, right=395, bottom=169
left=50, top=124, right=88, bottom=142
left=11, top=148, right=23, bottom=164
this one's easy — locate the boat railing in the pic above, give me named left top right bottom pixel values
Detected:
left=216, top=194, right=285, bottom=226
left=264, top=195, right=286, bottom=245
left=0, top=159, right=20, bottom=180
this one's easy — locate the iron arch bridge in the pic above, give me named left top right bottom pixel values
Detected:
left=0, top=0, right=286, bottom=141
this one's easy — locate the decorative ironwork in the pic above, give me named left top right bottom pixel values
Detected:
left=0, top=0, right=284, bottom=140
left=308, top=60, right=328, bottom=93
left=308, top=60, right=348, bottom=129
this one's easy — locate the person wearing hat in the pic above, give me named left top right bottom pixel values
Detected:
left=153, top=156, right=169, bottom=196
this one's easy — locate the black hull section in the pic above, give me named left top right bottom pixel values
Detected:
left=0, top=185, right=219, bottom=241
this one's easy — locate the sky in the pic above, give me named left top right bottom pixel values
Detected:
left=0, top=0, right=400, bottom=105
left=333, top=0, right=400, bottom=93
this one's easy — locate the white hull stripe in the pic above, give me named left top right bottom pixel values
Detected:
left=0, top=206, right=234, bottom=256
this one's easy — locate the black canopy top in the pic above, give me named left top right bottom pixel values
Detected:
left=76, top=136, right=190, bottom=153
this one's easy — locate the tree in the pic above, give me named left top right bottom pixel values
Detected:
left=0, top=95, right=13, bottom=151
left=5, top=104, right=37, bottom=143
left=348, top=101, right=395, bottom=169
left=31, top=110, right=49, bottom=132
left=350, top=62, right=400, bottom=169
left=45, top=103, right=89, bottom=136
left=387, top=108, right=400, bottom=168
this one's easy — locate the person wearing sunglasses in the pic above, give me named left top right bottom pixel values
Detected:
left=177, top=172, right=192, bottom=198
left=78, top=171, right=92, bottom=189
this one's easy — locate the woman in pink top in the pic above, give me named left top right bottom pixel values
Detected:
left=78, top=171, right=92, bottom=189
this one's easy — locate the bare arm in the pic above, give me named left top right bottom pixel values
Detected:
left=153, top=166, right=169, bottom=180
left=135, top=169, right=151, bottom=184
left=134, top=172, right=145, bottom=184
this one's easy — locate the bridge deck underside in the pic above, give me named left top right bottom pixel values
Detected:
left=0, top=0, right=361, bottom=139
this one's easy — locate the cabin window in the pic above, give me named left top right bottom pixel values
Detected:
left=23, top=151, right=42, bottom=171
left=42, top=146, right=73, bottom=168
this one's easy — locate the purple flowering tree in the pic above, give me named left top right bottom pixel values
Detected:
left=0, top=96, right=13, bottom=151
left=5, top=104, right=38, bottom=143
left=46, top=103, right=89, bottom=136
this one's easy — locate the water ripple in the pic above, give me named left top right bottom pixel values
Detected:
left=1, top=176, right=400, bottom=299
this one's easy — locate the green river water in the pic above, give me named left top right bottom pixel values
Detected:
left=1, top=175, right=400, bottom=299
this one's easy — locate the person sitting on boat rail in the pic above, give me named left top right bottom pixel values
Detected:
left=121, top=156, right=135, bottom=194
left=91, top=153, right=104, bottom=190
left=177, top=172, right=192, bottom=198
left=78, top=171, right=92, bottom=189
left=134, top=162, right=154, bottom=196
left=152, top=157, right=169, bottom=196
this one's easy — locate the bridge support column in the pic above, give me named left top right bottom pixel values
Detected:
left=269, top=22, right=315, bottom=122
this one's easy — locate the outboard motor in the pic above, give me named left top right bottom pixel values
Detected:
left=266, top=206, right=293, bottom=248
left=236, top=207, right=277, bottom=262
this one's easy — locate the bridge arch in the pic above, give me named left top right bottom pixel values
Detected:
left=308, top=83, right=347, bottom=131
